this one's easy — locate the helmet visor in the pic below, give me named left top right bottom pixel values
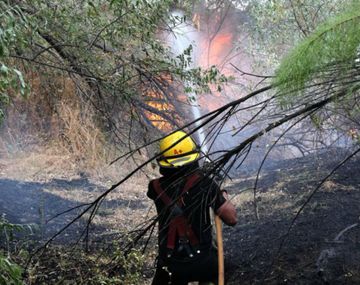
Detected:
left=157, top=151, right=200, bottom=168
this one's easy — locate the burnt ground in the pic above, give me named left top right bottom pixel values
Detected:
left=0, top=175, right=150, bottom=243
left=0, top=152, right=151, bottom=247
left=1, top=148, right=360, bottom=284
left=225, top=149, right=360, bottom=285
left=0, top=176, right=104, bottom=237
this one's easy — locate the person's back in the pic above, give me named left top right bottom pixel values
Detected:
left=148, top=131, right=237, bottom=285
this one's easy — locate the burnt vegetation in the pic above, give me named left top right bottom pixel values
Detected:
left=0, top=0, right=360, bottom=284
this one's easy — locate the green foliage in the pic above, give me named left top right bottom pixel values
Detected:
left=0, top=0, right=227, bottom=132
left=245, top=0, right=359, bottom=137
left=182, top=65, right=229, bottom=94
left=0, top=215, right=24, bottom=285
left=273, top=1, right=360, bottom=98
left=0, top=254, right=23, bottom=285
left=0, top=3, right=29, bottom=122
left=0, top=216, right=24, bottom=237
left=0, top=4, right=28, bottom=57
left=26, top=0, right=222, bottom=95
left=246, top=0, right=349, bottom=71
left=90, top=247, right=145, bottom=285
left=26, top=245, right=147, bottom=284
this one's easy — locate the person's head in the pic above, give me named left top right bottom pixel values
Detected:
left=157, top=131, right=200, bottom=171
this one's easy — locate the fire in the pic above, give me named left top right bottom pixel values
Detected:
left=199, top=33, right=233, bottom=68
left=142, top=74, right=176, bottom=132
left=147, top=7, right=245, bottom=130
left=195, top=31, right=234, bottom=111
left=188, top=9, right=241, bottom=112
left=143, top=93, right=173, bottom=131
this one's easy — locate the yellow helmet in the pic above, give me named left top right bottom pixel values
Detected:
left=157, top=131, right=200, bottom=168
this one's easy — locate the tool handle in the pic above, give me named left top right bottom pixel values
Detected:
left=215, top=215, right=224, bottom=285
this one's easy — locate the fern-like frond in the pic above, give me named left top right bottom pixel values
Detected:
left=274, top=1, right=360, bottom=101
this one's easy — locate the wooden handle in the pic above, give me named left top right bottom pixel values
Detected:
left=215, top=215, right=224, bottom=285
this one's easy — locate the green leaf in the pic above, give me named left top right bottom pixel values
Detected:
left=0, top=65, right=9, bottom=75
left=0, top=92, right=9, bottom=104
left=13, top=69, right=26, bottom=96
left=0, top=254, right=23, bottom=285
left=87, top=1, right=99, bottom=16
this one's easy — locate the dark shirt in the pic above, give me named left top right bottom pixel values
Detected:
left=147, top=164, right=226, bottom=259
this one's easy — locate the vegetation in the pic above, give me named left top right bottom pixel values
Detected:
left=246, top=0, right=349, bottom=66
left=274, top=1, right=360, bottom=97
left=0, top=3, right=29, bottom=121
left=0, top=0, right=227, bottom=143
left=0, top=254, right=23, bottom=285
left=0, top=0, right=359, bottom=284
left=91, top=0, right=360, bottom=262
left=0, top=216, right=24, bottom=285
left=26, top=246, right=145, bottom=284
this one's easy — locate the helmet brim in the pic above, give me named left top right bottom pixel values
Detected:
left=158, top=152, right=200, bottom=168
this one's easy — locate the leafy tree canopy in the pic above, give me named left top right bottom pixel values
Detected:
left=0, top=0, right=227, bottom=132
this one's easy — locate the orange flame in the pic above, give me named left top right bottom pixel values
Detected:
left=142, top=74, right=176, bottom=132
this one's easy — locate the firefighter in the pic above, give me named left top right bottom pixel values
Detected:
left=148, top=131, right=237, bottom=285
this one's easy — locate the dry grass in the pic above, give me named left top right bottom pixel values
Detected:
left=54, top=100, right=107, bottom=173
left=0, top=149, right=72, bottom=181
left=0, top=70, right=161, bottom=285
left=0, top=71, right=128, bottom=178
left=0, top=73, right=153, bottom=229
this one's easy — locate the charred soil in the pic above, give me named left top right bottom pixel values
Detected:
left=1, top=148, right=360, bottom=284
left=225, top=149, right=360, bottom=285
